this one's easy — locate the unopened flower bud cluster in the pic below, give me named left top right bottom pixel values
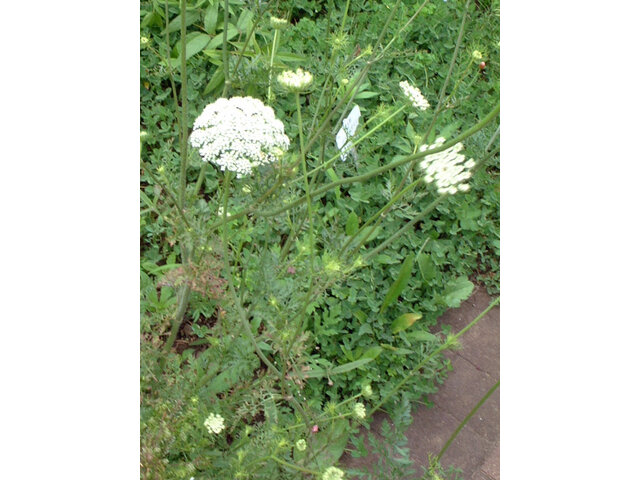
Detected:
left=399, top=80, right=430, bottom=111
left=277, top=68, right=313, bottom=92
left=353, top=402, right=366, bottom=419
left=322, top=466, right=345, bottom=480
left=419, top=137, right=475, bottom=195
left=270, top=16, right=289, bottom=30
left=189, top=97, right=290, bottom=177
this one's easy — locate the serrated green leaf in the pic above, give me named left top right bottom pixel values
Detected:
left=346, top=211, right=359, bottom=236
left=380, top=253, right=415, bottom=313
left=442, top=276, right=474, bottom=308
left=391, top=312, right=422, bottom=334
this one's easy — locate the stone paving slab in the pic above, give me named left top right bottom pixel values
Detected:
left=341, top=285, right=500, bottom=479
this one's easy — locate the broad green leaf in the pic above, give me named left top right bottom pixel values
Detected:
left=203, top=2, right=219, bottom=34
left=202, top=24, right=239, bottom=52
left=346, top=211, right=359, bottom=236
left=236, top=8, right=253, bottom=32
left=442, top=276, right=474, bottom=308
left=380, top=253, right=415, bottom=313
left=203, top=65, right=225, bottom=94
left=417, top=253, right=436, bottom=282
left=185, top=33, right=213, bottom=59
left=163, top=10, right=200, bottom=34
left=391, top=312, right=422, bottom=334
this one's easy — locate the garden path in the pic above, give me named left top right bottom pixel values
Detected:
left=341, top=285, right=500, bottom=480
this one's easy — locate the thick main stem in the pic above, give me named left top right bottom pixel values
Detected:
left=222, top=0, right=231, bottom=97
left=178, top=0, right=188, bottom=209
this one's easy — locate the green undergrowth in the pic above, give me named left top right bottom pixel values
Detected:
left=141, top=0, right=499, bottom=478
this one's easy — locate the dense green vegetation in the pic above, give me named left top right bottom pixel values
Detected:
left=141, top=0, right=499, bottom=478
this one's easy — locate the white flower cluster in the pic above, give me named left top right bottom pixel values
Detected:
left=399, top=80, right=430, bottom=111
left=277, top=68, right=313, bottom=92
left=419, top=137, right=476, bottom=195
left=189, top=97, right=290, bottom=177
left=295, top=439, right=307, bottom=451
left=322, top=467, right=345, bottom=480
left=353, top=402, right=366, bottom=419
left=204, top=413, right=225, bottom=434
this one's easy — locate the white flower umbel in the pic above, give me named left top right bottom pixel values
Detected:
left=335, top=105, right=361, bottom=161
left=204, top=413, right=225, bottom=434
left=189, top=97, right=290, bottom=177
left=399, top=80, right=430, bottom=111
left=277, top=68, right=313, bottom=92
left=322, top=467, right=345, bottom=480
left=419, top=137, right=475, bottom=195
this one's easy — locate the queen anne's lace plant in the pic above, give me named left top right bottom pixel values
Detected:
left=295, top=439, right=307, bottom=451
left=419, top=137, right=475, bottom=195
left=335, top=105, right=361, bottom=161
left=189, top=97, right=290, bottom=177
left=204, top=413, right=225, bottom=434
left=399, top=80, right=430, bottom=111
left=277, top=68, right=313, bottom=92
left=322, top=467, right=345, bottom=480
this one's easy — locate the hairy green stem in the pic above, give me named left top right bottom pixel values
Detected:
left=163, top=0, right=181, bottom=141
left=421, top=0, right=472, bottom=146
left=178, top=0, right=188, bottom=209
left=370, top=297, right=500, bottom=415
left=218, top=171, right=311, bottom=428
left=436, top=380, right=500, bottom=461
left=141, top=160, right=193, bottom=231
left=295, top=93, right=315, bottom=261
left=231, top=5, right=266, bottom=78
left=192, top=162, right=207, bottom=200
left=270, top=456, right=319, bottom=475
left=260, top=103, right=499, bottom=218
left=266, top=29, right=280, bottom=104
left=294, top=105, right=407, bottom=185
left=221, top=0, right=230, bottom=96
left=341, top=178, right=422, bottom=257
left=162, top=282, right=191, bottom=354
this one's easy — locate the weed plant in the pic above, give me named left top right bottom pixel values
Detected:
left=141, top=0, right=500, bottom=478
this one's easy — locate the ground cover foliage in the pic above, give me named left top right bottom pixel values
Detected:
left=141, top=0, right=499, bottom=478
